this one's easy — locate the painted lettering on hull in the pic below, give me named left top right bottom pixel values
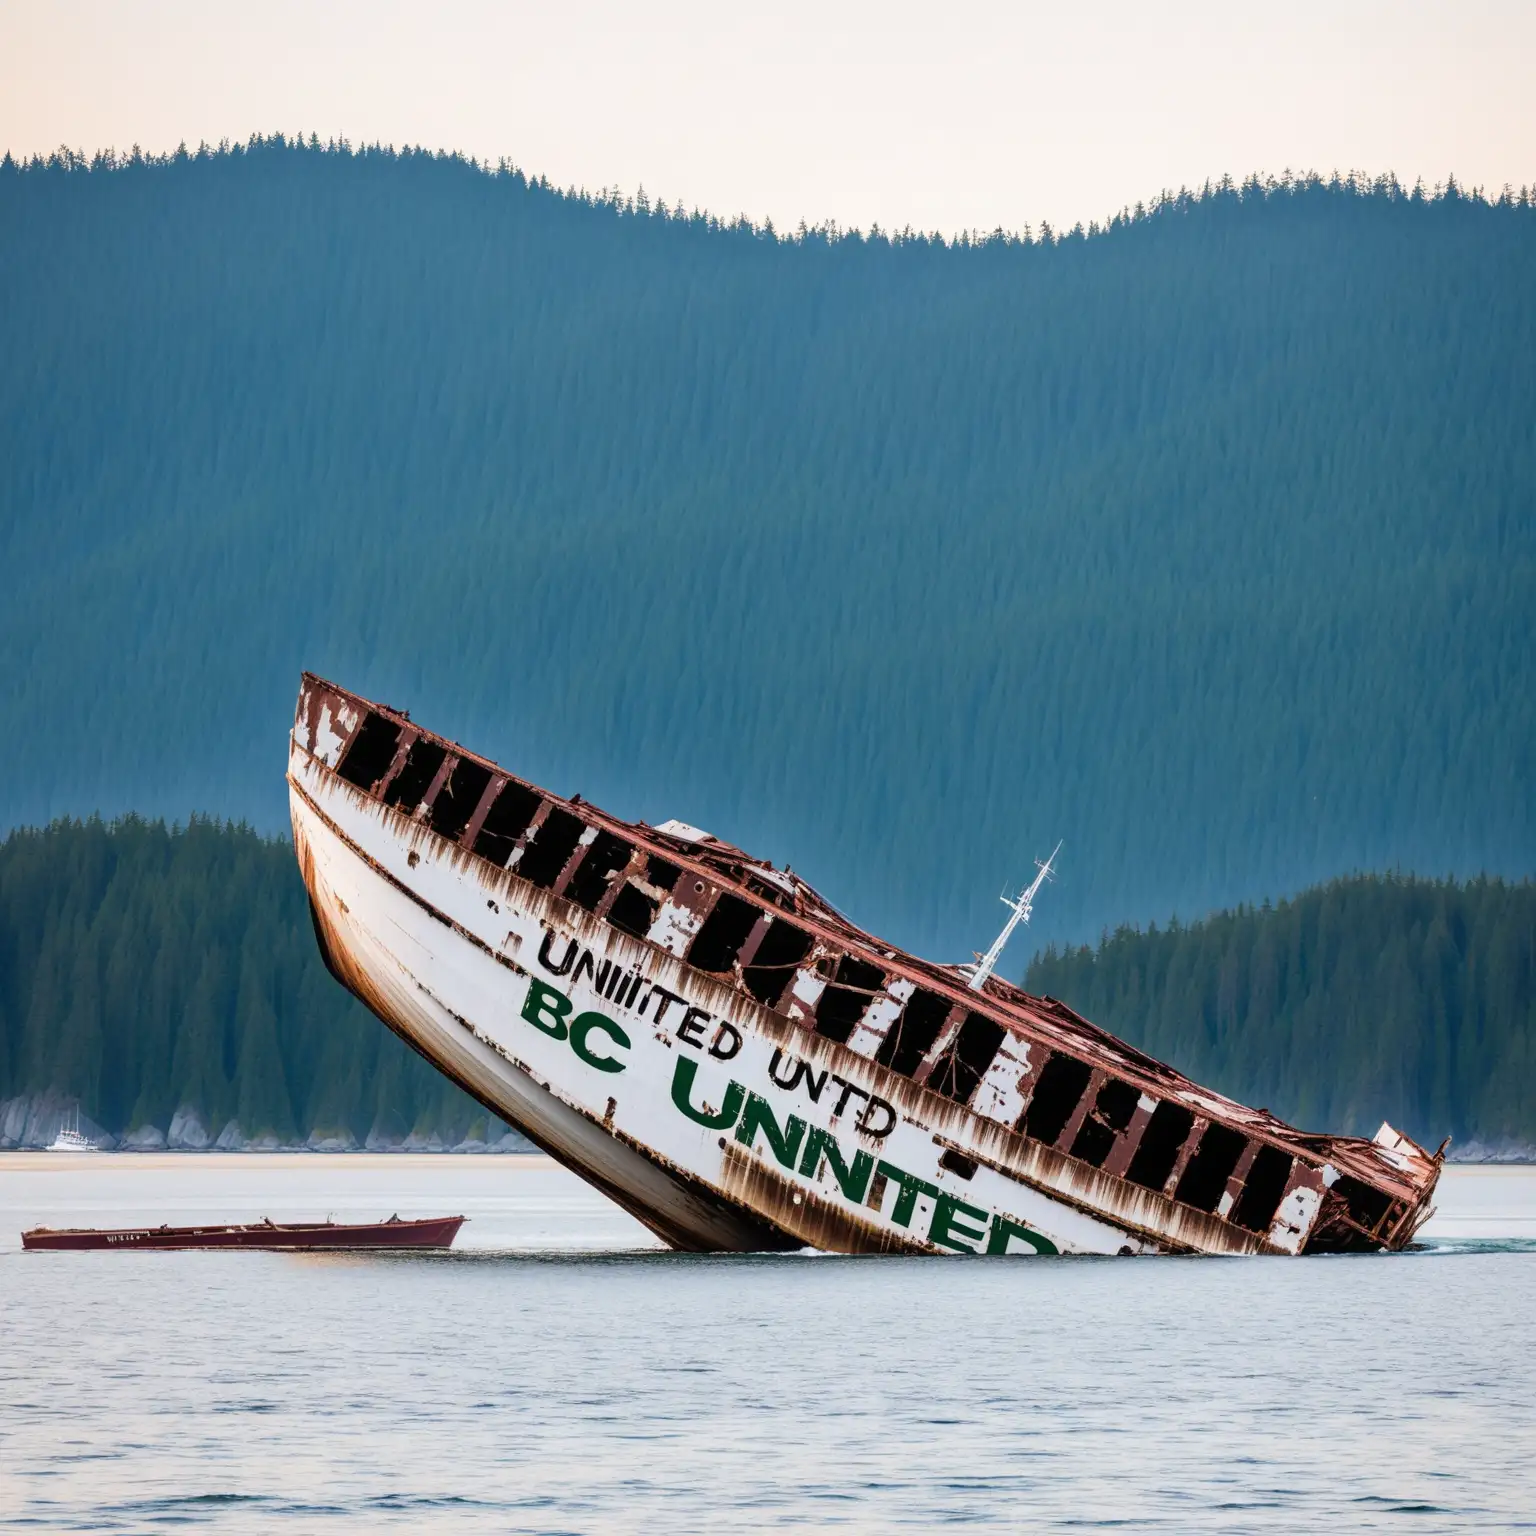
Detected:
left=519, top=945, right=1058, bottom=1255
left=521, top=977, right=633, bottom=1074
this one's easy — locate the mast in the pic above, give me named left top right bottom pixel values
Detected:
left=965, top=842, right=1061, bottom=991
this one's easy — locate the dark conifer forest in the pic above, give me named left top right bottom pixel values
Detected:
left=2, top=141, right=1531, bottom=965
left=1, top=819, right=1529, bottom=1147
left=1027, top=874, right=1535, bottom=1149
left=0, top=818, right=505, bottom=1145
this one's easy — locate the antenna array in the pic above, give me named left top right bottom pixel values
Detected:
left=964, top=841, right=1061, bottom=991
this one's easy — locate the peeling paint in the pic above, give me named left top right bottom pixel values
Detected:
left=287, top=673, right=1444, bottom=1256
left=970, top=1034, right=1034, bottom=1125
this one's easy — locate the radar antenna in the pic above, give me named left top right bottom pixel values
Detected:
left=964, top=842, right=1061, bottom=991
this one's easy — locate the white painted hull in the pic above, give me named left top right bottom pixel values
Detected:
left=288, top=742, right=1262, bottom=1256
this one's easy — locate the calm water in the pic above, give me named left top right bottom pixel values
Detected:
left=2, top=1157, right=1533, bottom=1533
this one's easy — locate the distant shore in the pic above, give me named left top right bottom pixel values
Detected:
left=0, top=1148, right=554, bottom=1165
left=6, top=1094, right=1532, bottom=1162
left=3, top=1144, right=1533, bottom=1165
left=0, top=1096, right=535, bottom=1155
left=1, top=1143, right=542, bottom=1155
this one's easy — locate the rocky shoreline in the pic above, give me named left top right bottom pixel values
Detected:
left=0, top=1095, right=535, bottom=1154
left=5, top=1092, right=1532, bottom=1161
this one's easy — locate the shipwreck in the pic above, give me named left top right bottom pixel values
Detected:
left=290, top=674, right=1443, bottom=1256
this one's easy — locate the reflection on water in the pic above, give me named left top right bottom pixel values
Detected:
left=2, top=1157, right=1533, bottom=1532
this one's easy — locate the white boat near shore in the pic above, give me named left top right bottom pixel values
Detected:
left=48, top=1109, right=97, bottom=1153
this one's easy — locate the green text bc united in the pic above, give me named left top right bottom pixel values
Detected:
left=519, top=977, right=632, bottom=1072
left=516, top=974, right=1057, bottom=1256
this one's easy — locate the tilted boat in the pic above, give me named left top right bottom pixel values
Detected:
left=22, top=1214, right=465, bottom=1251
left=289, top=674, right=1443, bottom=1256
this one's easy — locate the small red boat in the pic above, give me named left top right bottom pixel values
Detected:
left=21, top=1214, right=466, bottom=1251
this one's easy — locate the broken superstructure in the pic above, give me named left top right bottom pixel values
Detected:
left=290, top=674, right=1443, bottom=1256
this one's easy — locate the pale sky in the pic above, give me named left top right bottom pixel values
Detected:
left=2, top=0, right=1532, bottom=234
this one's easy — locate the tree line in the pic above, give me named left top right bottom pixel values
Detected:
left=1027, top=874, right=1535, bottom=1149
left=0, top=817, right=500, bottom=1144
left=1, top=818, right=1529, bottom=1148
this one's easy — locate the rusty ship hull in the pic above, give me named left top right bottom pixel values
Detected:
left=289, top=674, right=1442, bottom=1257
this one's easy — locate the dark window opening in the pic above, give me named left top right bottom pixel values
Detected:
left=1332, top=1175, right=1394, bottom=1234
left=742, top=920, right=813, bottom=1008
left=1174, top=1124, right=1247, bottom=1213
left=471, top=782, right=542, bottom=867
left=1069, top=1117, right=1115, bottom=1167
left=1020, top=1053, right=1093, bottom=1146
left=566, top=831, right=634, bottom=912
left=336, top=712, right=403, bottom=791
left=1231, top=1146, right=1295, bottom=1233
left=1125, top=1100, right=1195, bottom=1193
left=517, top=807, right=586, bottom=889
left=607, top=882, right=657, bottom=939
left=1097, top=1078, right=1140, bottom=1131
left=939, top=1148, right=978, bottom=1180
left=646, top=855, right=681, bottom=892
left=381, top=738, right=447, bottom=814
left=607, top=855, right=681, bottom=940
left=814, top=955, right=886, bottom=1044
left=875, top=990, right=951, bottom=1077
left=428, top=758, right=493, bottom=843
left=1069, top=1077, right=1140, bottom=1167
left=688, top=893, right=761, bottom=973
left=929, top=1013, right=1006, bottom=1104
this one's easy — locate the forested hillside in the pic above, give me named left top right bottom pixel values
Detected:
left=1, top=142, right=1531, bottom=957
left=0, top=817, right=508, bottom=1147
left=2, top=820, right=1529, bottom=1147
left=1027, top=875, right=1536, bottom=1150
